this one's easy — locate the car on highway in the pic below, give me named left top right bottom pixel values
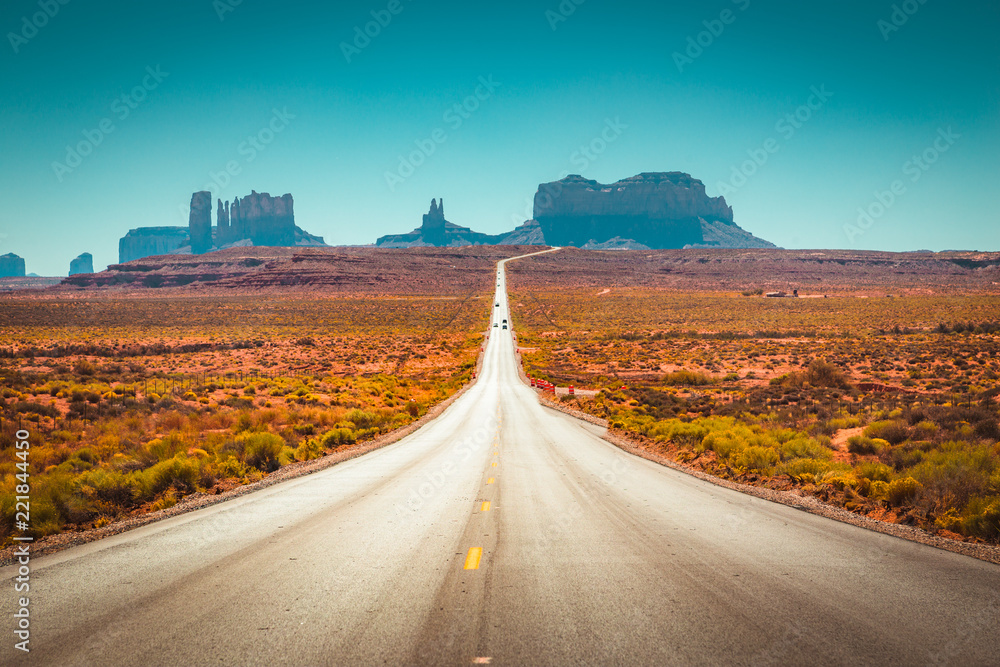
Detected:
left=493, top=323, right=498, bottom=327
left=502, top=324, right=507, bottom=329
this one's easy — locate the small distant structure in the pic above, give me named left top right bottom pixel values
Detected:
left=765, top=289, right=799, bottom=298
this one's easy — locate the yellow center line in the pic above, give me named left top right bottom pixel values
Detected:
left=487, top=477, right=494, bottom=484
left=464, top=547, right=482, bottom=570
left=491, top=461, right=498, bottom=467
left=481, top=501, right=491, bottom=512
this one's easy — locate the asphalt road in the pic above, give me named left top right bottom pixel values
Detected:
left=3, top=251, right=999, bottom=666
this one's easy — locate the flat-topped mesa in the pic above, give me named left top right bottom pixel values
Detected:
left=535, top=172, right=734, bottom=222
left=0, top=253, right=26, bottom=277
left=532, top=172, right=763, bottom=249
left=119, top=227, right=190, bottom=263
left=69, top=253, right=94, bottom=276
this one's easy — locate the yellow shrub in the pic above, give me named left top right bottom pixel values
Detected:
left=886, top=477, right=922, bottom=506
left=735, top=446, right=779, bottom=474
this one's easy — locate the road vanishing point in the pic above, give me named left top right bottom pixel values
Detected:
left=3, top=250, right=999, bottom=666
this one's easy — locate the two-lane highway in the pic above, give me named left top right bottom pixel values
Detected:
left=4, top=250, right=999, bottom=666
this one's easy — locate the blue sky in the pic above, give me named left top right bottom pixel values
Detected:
left=1, top=0, right=998, bottom=275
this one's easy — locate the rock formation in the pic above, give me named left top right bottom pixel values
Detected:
left=119, top=227, right=191, bottom=263
left=216, top=191, right=295, bottom=248
left=69, top=253, right=93, bottom=276
left=377, top=199, right=513, bottom=248
left=0, top=253, right=26, bottom=277
left=531, top=172, right=773, bottom=249
left=189, top=191, right=213, bottom=254
left=375, top=173, right=774, bottom=250
left=118, top=190, right=324, bottom=263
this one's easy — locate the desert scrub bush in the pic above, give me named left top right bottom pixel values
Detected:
left=854, top=461, right=893, bottom=482
left=77, top=469, right=140, bottom=507
left=735, top=446, right=780, bottom=474
left=907, top=443, right=997, bottom=508
left=825, top=416, right=862, bottom=431
left=320, top=428, right=356, bottom=448
left=779, top=458, right=851, bottom=482
left=216, top=455, right=247, bottom=479
left=137, top=455, right=202, bottom=499
left=847, top=435, right=885, bottom=455
left=956, top=496, right=1000, bottom=540
left=295, top=438, right=325, bottom=461
left=864, top=420, right=910, bottom=445
left=913, top=420, right=939, bottom=439
left=661, top=370, right=715, bottom=386
left=885, top=477, right=922, bottom=506
left=778, top=436, right=832, bottom=462
left=343, top=408, right=379, bottom=429
left=141, top=434, right=186, bottom=467
left=235, top=432, right=285, bottom=473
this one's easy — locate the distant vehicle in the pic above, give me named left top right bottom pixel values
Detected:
left=493, top=323, right=498, bottom=327
left=495, top=303, right=499, bottom=307
left=502, top=319, right=507, bottom=324
left=502, top=324, right=507, bottom=330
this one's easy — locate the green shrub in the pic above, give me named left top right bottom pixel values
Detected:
left=885, top=477, right=922, bottom=506
left=847, top=435, right=882, bottom=455
left=735, top=446, right=779, bottom=474
left=295, top=438, right=324, bottom=461
left=649, top=420, right=709, bottom=446
left=702, top=431, right=746, bottom=459
left=344, top=408, right=379, bottom=429
left=216, top=455, right=247, bottom=479
left=779, top=436, right=832, bottom=462
left=662, top=370, right=714, bottom=386
left=958, top=496, right=1000, bottom=540
left=854, top=461, right=893, bottom=483
left=864, top=420, right=910, bottom=445
left=778, top=458, right=843, bottom=481
left=869, top=480, right=890, bottom=501
left=908, top=443, right=996, bottom=508
left=321, top=428, right=356, bottom=448
left=12, top=401, right=60, bottom=418
left=138, top=455, right=201, bottom=499
left=237, top=432, right=285, bottom=472
left=77, top=469, right=140, bottom=507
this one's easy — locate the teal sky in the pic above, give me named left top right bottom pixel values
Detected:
left=2, top=0, right=998, bottom=275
